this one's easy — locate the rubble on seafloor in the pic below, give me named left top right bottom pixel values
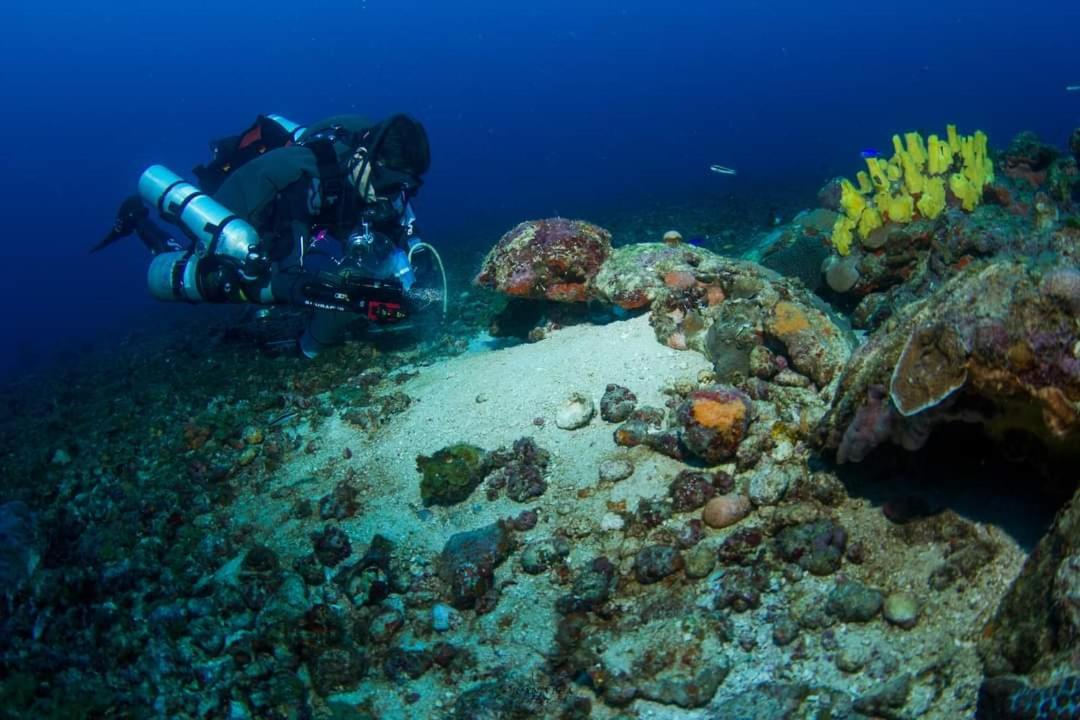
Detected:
left=0, top=128, right=1079, bottom=719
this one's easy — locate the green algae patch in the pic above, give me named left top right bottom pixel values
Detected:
left=417, top=443, right=488, bottom=506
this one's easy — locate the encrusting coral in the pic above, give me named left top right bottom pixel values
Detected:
left=831, top=125, right=994, bottom=255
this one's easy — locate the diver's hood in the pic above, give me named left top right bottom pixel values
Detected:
left=366, top=114, right=430, bottom=185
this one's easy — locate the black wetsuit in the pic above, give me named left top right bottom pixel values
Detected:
left=211, top=114, right=373, bottom=263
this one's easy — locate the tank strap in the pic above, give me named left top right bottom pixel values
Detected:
left=201, top=214, right=241, bottom=256
left=304, top=139, right=350, bottom=227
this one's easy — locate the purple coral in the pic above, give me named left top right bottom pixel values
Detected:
left=837, top=385, right=893, bottom=463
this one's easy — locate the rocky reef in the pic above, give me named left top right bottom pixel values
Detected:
left=1, top=125, right=1079, bottom=719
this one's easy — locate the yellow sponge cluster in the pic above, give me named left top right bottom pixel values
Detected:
left=830, top=125, right=994, bottom=255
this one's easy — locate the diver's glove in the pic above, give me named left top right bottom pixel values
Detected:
left=90, top=195, right=149, bottom=253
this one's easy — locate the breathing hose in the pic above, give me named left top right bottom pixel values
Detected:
left=408, top=242, right=448, bottom=319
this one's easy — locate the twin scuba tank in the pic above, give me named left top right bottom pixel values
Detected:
left=142, top=114, right=303, bottom=304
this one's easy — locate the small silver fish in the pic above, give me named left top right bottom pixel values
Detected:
left=709, top=164, right=737, bottom=176
left=1067, top=85, right=1080, bottom=93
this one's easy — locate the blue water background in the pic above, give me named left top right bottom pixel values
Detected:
left=1, top=0, right=1078, bottom=377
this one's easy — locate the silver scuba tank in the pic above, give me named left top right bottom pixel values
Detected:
left=265, top=114, right=307, bottom=142
left=138, top=165, right=262, bottom=277
left=146, top=250, right=276, bottom=304
left=147, top=251, right=203, bottom=302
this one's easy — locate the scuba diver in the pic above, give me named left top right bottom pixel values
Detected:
left=94, top=113, right=445, bottom=357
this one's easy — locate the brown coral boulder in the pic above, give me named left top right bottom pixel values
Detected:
left=589, top=242, right=734, bottom=311
left=676, top=385, right=753, bottom=463
left=979, top=486, right=1080, bottom=679
left=819, top=259, right=1080, bottom=464
left=765, top=300, right=848, bottom=387
left=591, top=243, right=853, bottom=389
left=474, top=218, right=612, bottom=302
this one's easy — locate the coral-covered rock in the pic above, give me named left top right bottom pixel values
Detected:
left=826, top=580, right=884, bottom=622
left=311, top=526, right=352, bottom=568
left=416, top=443, right=487, bottom=507
left=819, top=260, right=1080, bottom=463
left=556, top=556, right=618, bottom=613
left=309, top=647, right=368, bottom=696
left=775, top=520, right=847, bottom=576
left=660, top=470, right=721, bottom=515
left=520, top=537, right=570, bottom=575
left=632, top=544, right=684, bottom=584
left=765, top=301, right=848, bottom=387
left=589, top=242, right=737, bottom=311
left=485, top=437, right=551, bottom=502
left=676, top=385, right=753, bottom=463
left=1001, top=131, right=1058, bottom=188
left=554, top=584, right=730, bottom=709
left=713, top=565, right=770, bottom=612
left=474, top=218, right=612, bottom=302
left=449, top=680, right=547, bottom=719
left=979, top=487, right=1080, bottom=679
left=746, top=209, right=837, bottom=293
left=600, top=384, right=638, bottom=422
left=438, top=521, right=512, bottom=611
left=717, top=527, right=765, bottom=565
left=593, top=244, right=852, bottom=387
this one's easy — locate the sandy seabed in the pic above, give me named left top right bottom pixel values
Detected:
left=225, top=314, right=1024, bottom=719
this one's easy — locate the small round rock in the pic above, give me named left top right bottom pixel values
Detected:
left=883, top=592, right=920, bottom=629
left=683, top=544, right=716, bottom=579
left=556, top=393, right=596, bottom=430
left=431, top=603, right=453, bottom=632
left=598, top=458, right=634, bottom=483
left=702, top=493, right=751, bottom=529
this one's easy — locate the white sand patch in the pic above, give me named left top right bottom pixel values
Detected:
left=241, top=314, right=712, bottom=718
left=278, top=314, right=711, bottom=557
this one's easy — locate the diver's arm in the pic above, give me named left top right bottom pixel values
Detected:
left=212, top=146, right=320, bottom=223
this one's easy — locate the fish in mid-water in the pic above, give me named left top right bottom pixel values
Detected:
left=709, top=164, right=737, bottom=176
left=860, top=148, right=881, bottom=159
left=1067, top=85, right=1080, bottom=93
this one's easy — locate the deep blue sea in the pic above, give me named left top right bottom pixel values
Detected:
left=2, top=0, right=1078, bottom=377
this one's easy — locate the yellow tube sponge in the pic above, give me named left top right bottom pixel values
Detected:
left=827, top=125, right=993, bottom=262
left=856, top=171, right=873, bottom=194
left=904, top=132, right=927, bottom=167
left=947, top=124, right=961, bottom=154
left=839, top=179, right=867, bottom=219
left=927, top=135, right=953, bottom=175
left=865, top=157, right=890, bottom=190
left=886, top=159, right=903, bottom=183
left=831, top=216, right=855, bottom=256
left=880, top=192, right=914, bottom=223
left=899, top=149, right=926, bottom=195
left=949, top=173, right=980, bottom=211
left=917, top=176, right=946, bottom=219
left=857, top=206, right=883, bottom=238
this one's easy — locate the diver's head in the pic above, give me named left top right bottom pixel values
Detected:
left=346, top=114, right=430, bottom=203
